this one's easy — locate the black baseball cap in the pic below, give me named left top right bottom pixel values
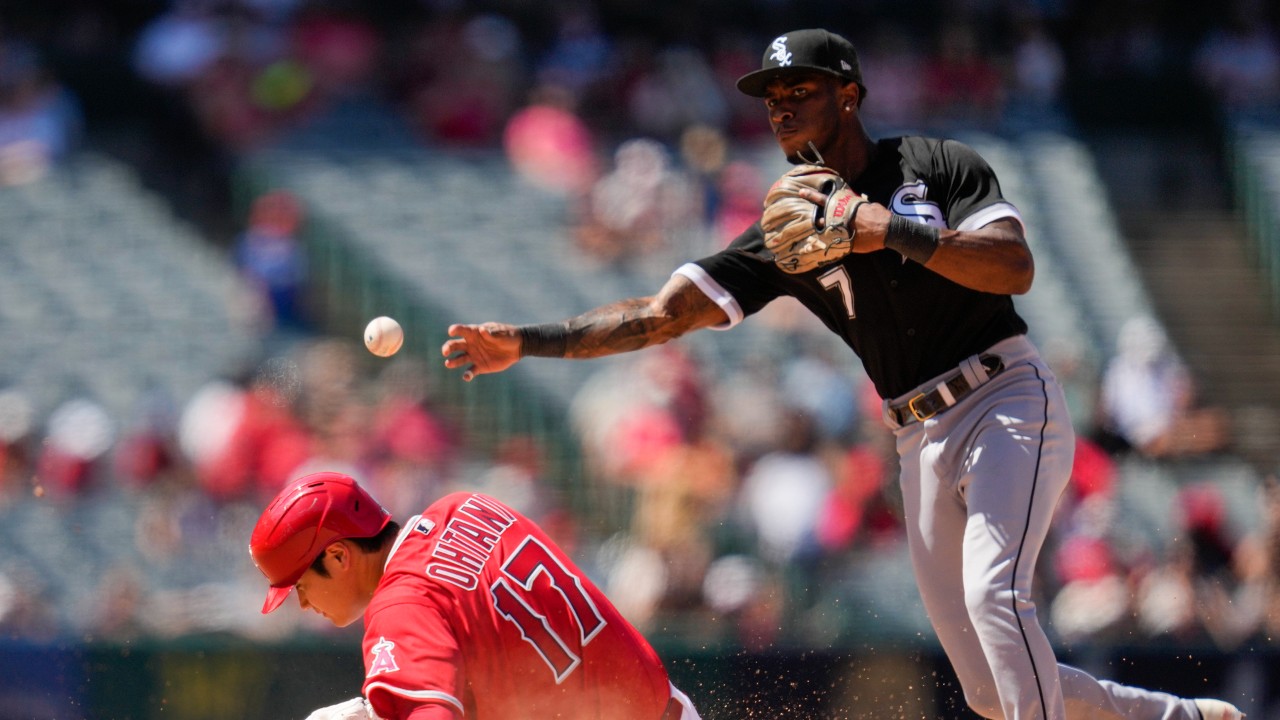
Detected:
left=736, top=29, right=866, bottom=100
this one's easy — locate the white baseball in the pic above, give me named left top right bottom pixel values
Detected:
left=364, top=316, right=404, bottom=357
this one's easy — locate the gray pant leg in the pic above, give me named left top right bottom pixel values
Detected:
left=892, top=340, right=1201, bottom=720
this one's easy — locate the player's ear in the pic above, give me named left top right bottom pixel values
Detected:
left=326, top=541, right=353, bottom=572
left=840, top=82, right=860, bottom=113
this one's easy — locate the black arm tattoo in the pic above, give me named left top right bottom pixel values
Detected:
left=557, top=281, right=719, bottom=359
left=566, top=297, right=667, bottom=358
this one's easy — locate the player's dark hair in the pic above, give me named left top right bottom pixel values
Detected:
left=309, top=520, right=401, bottom=578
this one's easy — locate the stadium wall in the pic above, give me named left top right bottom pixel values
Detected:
left=1, top=639, right=1268, bottom=719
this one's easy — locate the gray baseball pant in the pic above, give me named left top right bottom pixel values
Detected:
left=885, top=335, right=1199, bottom=720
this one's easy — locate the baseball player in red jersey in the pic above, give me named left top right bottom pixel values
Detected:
left=442, top=27, right=1245, bottom=720
left=249, top=471, right=700, bottom=720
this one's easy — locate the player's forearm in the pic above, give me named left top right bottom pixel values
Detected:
left=925, top=225, right=1035, bottom=295
left=521, top=276, right=724, bottom=359
left=885, top=215, right=1032, bottom=295
left=522, top=298, right=684, bottom=359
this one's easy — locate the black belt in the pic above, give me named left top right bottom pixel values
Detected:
left=888, top=354, right=1005, bottom=426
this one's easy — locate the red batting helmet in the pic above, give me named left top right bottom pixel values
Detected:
left=249, top=471, right=392, bottom=614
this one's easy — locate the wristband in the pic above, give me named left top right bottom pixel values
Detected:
left=884, top=215, right=940, bottom=265
left=519, top=322, right=569, bottom=358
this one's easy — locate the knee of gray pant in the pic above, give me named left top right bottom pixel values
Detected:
left=965, top=581, right=1033, bottom=622
left=964, top=581, right=1005, bottom=618
left=962, top=685, right=1004, bottom=719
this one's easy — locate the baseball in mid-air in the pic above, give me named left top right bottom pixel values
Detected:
left=364, top=316, right=404, bottom=357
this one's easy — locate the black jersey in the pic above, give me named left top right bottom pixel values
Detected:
left=678, top=136, right=1028, bottom=400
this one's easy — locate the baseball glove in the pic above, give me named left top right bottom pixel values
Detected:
left=761, top=164, right=867, bottom=274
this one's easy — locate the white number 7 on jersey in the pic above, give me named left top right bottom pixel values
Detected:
left=819, top=266, right=856, bottom=318
left=491, top=536, right=608, bottom=683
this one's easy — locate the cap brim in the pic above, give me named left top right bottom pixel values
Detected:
left=261, top=584, right=294, bottom=614
left=736, top=68, right=790, bottom=97
left=735, top=67, right=859, bottom=98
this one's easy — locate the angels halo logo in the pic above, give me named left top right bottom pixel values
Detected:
left=367, top=636, right=401, bottom=677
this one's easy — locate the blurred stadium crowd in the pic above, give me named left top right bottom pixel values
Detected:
left=1, top=0, right=1280, bottom=678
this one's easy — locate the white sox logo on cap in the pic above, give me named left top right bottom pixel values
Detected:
left=736, top=29, right=865, bottom=99
left=769, top=36, right=793, bottom=66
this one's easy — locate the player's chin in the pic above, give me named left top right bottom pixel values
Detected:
left=329, top=614, right=360, bottom=628
left=777, top=137, right=812, bottom=164
left=322, top=609, right=363, bottom=628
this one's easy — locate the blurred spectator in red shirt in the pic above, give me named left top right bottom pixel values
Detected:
left=400, top=11, right=524, bottom=146
left=710, top=160, right=765, bottom=248
left=289, top=4, right=380, bottom=101
left=184, top=367, right=310, bottom=502
left=112, top=383, right=183, bottom=489
left=36, top=397, right=115, bottom=497
left=1208, top=475, right=1280, bottom=651
left=503, top=83, right=598, bottom=196
left=816, top=431, right=898, bottom=554
left=1050, top=534, right=1132, bottom=642
left=1134, top=482, right=1239, bottom=642
left=922, top=23, right=1005, bottom=130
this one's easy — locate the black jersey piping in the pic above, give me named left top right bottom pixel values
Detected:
left=1010, top=363, right=1052, bottom=717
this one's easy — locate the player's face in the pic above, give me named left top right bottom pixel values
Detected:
left=295, top=554, right=364, bottom=627
left=762, top=73, right=844, bottom=163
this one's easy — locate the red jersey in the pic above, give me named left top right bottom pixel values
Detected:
left=360, top=492, right=672, bottom=720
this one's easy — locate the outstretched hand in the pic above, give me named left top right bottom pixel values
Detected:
left=442, top=323, right=523, bottom=381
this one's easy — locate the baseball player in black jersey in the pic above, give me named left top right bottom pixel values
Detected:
left=443, top=28, right=1244, bottom=720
